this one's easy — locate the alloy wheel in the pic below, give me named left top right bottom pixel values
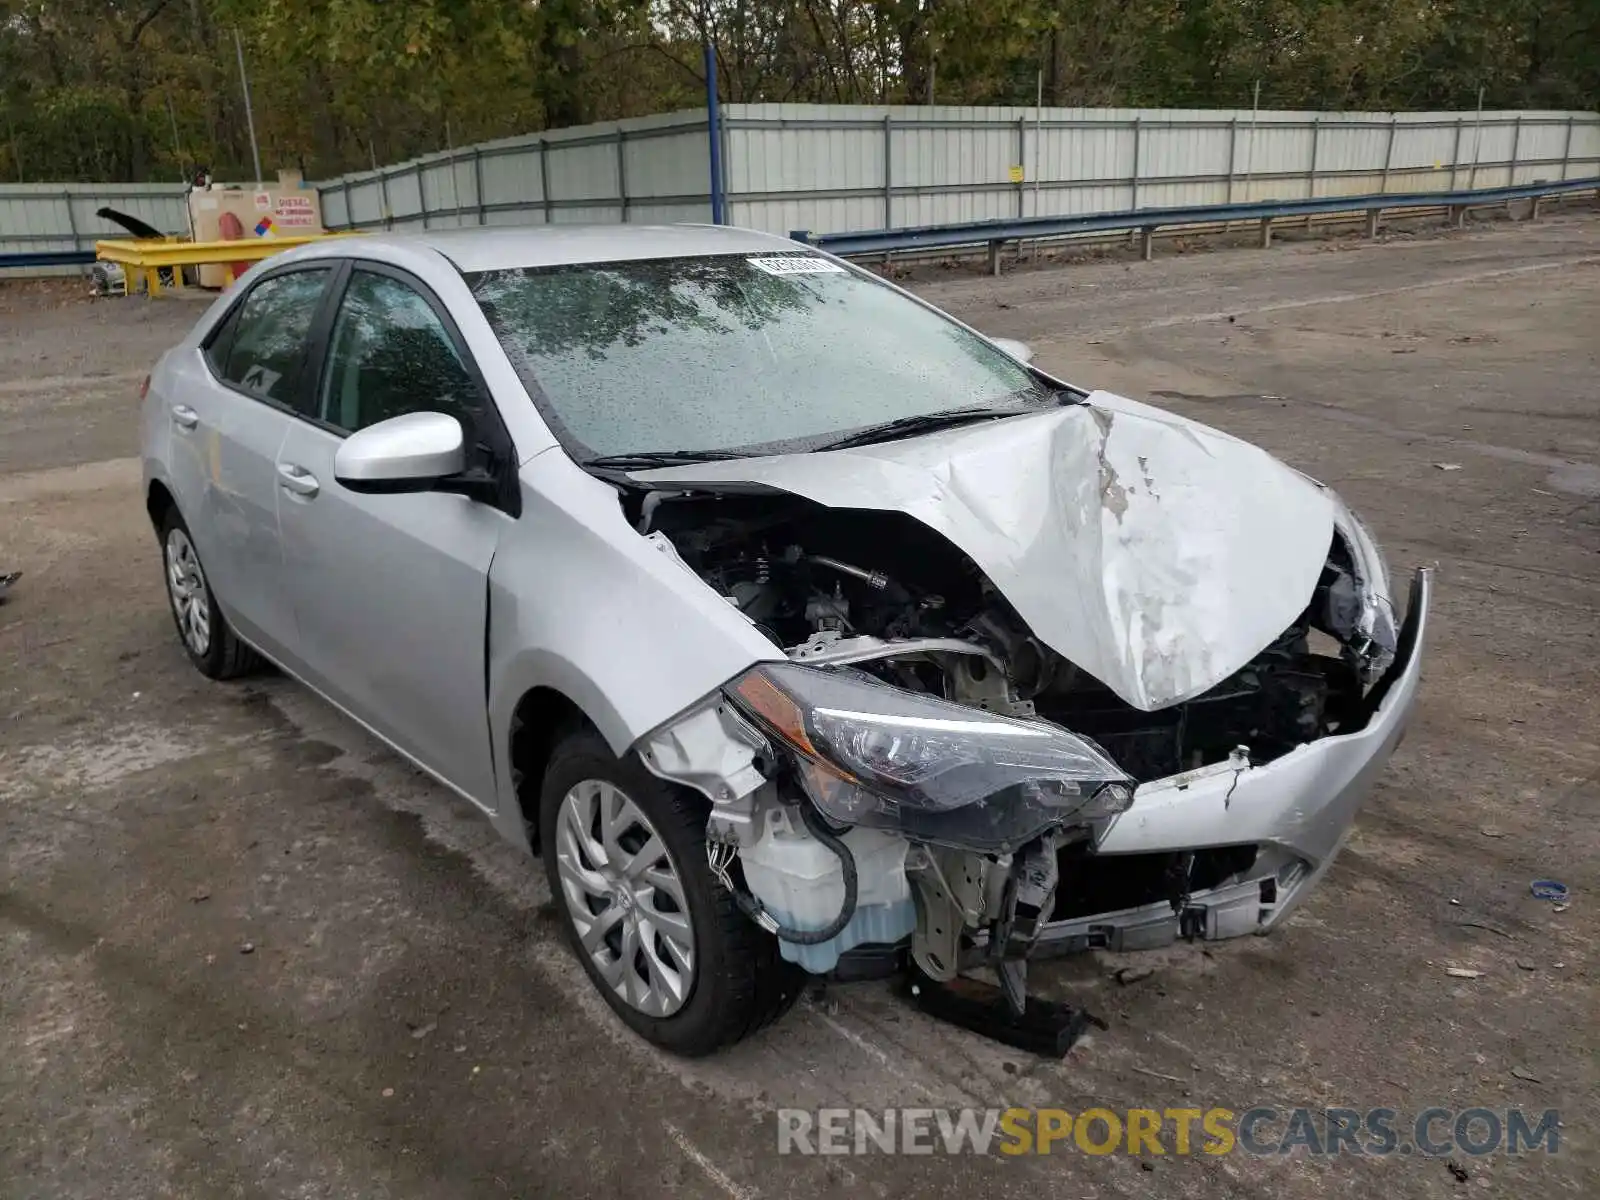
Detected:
left=554, top=779, right=696, bottom=1018
left=164, top=528, right=212, bottom=657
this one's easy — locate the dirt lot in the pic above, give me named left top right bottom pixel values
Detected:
left=2, top=214, right=1597, bottom=1199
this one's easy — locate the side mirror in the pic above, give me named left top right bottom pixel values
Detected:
left=990, top=337, right=1035, bottom=365
left=334, top=411, right=466, bottom=493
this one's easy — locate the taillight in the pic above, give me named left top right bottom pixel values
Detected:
left=138, top=374, right=150, bottom=401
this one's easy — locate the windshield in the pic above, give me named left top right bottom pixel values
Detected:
left=468, top=252, right=1051, bottom=460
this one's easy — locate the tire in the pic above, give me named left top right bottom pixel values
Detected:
left=159, top=508, right=261, bottom=680
left=540, top=726, right=803, bottom=1056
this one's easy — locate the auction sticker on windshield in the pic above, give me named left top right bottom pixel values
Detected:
left=747, top=255, right=847, bottom=275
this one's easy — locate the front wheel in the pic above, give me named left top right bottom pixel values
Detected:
left=539, top=727, right=802, bottom=1056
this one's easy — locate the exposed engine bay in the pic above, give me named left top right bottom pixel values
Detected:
left=633, top=482, right=1404, bottom=1027
left=643, top=488, right=1379, bottom=781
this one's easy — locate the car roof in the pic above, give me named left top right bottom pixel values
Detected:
left=347, top=223, right=804, bottom=273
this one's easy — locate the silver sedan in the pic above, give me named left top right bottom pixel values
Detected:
left=140, top=225, right=1428, bottom=1056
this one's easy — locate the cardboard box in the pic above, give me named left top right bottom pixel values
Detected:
left=188, top=169, right=326, bottom=288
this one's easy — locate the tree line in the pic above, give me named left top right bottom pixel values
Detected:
left=2, top=0, right=1596, bottom=185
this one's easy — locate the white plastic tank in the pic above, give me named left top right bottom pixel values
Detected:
left=737, top=805, right=916, bottom=973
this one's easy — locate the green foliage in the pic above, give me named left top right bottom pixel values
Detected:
left=0, top=0, right=1594, bottom=182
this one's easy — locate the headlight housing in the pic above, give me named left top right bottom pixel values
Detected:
left=726, top=663, right=1133, bottom=853
left=1329, top=493, right=1398, bottom=680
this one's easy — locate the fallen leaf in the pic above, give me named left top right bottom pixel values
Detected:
left=1510, top=1066, right=1541, bottom=1083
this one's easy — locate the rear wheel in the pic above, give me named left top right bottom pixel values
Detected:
left=540, top=726, right=803, bottom=1056
left=160, top=510, right=260, bottom=680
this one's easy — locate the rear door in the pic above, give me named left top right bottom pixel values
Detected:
left=274, top=263, right=515, bottom=808
left=164, top=265, right=334, bottom=664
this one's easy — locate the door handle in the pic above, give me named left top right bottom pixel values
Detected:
left=171, top=404, right=199, bottom=430
left=276, top=463, right=320, bottom=498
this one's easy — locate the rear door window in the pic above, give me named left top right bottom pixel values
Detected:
left=217, top=269, right=331, bottom=410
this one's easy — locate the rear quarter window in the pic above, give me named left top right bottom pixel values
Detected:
left=202, top=304, right=242, bottom=376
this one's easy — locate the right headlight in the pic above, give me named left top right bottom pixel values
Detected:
left=1329, top=493, right=1398, bottom=680
left=726, top=663, right=1133, bottom=853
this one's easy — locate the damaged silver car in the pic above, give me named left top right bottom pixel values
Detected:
left=140, top=225, right=1428, bottom=1057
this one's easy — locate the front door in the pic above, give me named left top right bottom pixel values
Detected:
left=275, top=265, right=512, bottom=808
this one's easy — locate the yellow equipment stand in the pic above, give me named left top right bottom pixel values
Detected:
left=95, top=233, right=356, bottom=296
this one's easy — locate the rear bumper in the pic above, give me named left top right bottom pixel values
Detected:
left=1031, top=566, right=1432, bottom=954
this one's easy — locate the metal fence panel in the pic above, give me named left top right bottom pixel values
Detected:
left=627, top=201, right=711, bottom=225
left=1391, top=123, right=1459, bottom=171
left=0, top=182, right=188, bottom=251
left=553, top=204, right=624, bottom=224
left=1143, top=123, right=1229, bottom=184
left=626, top=132, right=709, bottom=201
left=7, top=105, right=1600, bottom=277
left=479, top=144, right=546, bottom=220
left=1242, top=125, right=1314, bottom=198
left=730, top=120, right=883, bottom=194
left=419, top=159, right=472, bottom=223
left=0, top=182, right=190, bottom=276
left=1047, top=126, right=1129, bottom=184
left=547, top=140, right=621, bottom=203
left=485, top=206, right=541, bottom=227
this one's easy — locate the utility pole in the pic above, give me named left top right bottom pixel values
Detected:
left=234, top=28, right=263, bottom=184
left=165, top=92, right=184, bottom=181
left=1467, top=85, right=1485, bottom=190
left=5, top=108, right=22, bottom=182
left=1033, top=69, right=1042, bottom=218
left=1242, top=80, right=1261, bottom=200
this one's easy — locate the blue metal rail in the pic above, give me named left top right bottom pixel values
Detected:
left=0, top=249, right=97, bottom=269
left=792, top=176, right=1600, bottom=271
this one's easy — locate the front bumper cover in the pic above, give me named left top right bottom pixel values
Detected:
left=1017, top=566, right=1432, bottom=956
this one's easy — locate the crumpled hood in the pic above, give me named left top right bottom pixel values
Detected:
left=633, top=390, right=1337, bottom=712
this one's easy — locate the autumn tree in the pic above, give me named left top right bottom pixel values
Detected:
left=1, top=0, right=1594, bottom=182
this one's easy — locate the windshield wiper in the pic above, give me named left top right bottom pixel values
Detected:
left=582, top=449, right=746, bottom=470
left=813, top=405, right=1019, bottom=452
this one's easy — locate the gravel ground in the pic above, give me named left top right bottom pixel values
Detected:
left=2, top=212, right=1597, bottom=1199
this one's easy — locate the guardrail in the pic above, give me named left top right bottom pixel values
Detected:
left=791, top=176, right=1600, bottom=273
left=6, top=175, right=1597, bottom=282
left=0, top=249, right=97, bottom=270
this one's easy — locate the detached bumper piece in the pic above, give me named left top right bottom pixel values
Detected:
left=900, top=965, right=1106, bottom=1058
